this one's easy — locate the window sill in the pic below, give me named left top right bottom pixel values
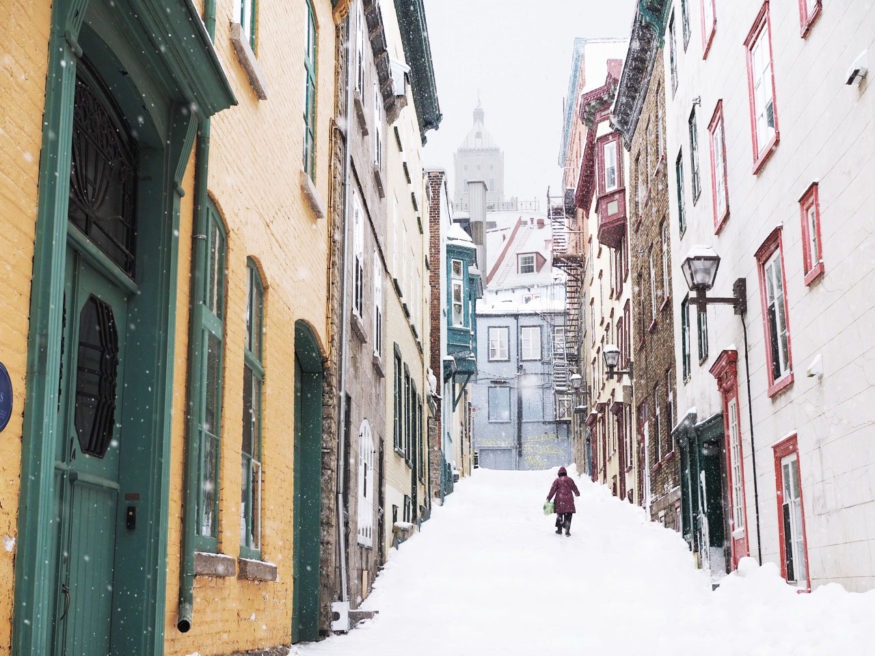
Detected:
left=300, top=170, right=326, bottom=219
left=800, top=5, right=822, bottom=38
left=648, top=318, right=658, bottom=334
left=353, top=90, right=369, bottom=135
left=351, top=310, right=368, bottom=343
left=804, top=262, right=824, bottom=286
left=660, top=296, right=671, bottom=313
left=372, top=353, right=385, bottom=377
left=768, top=372, right=794, bottom=398
left=194, top=551, right=236, bottom=577
left=373, top=165, right=385, bottom=198
left=752, top=133, right=780, bottom=175
left=230, top=23, right=268, bottom=100
left=238, top=557, right=278, bottom=582
left=714, top=209, right=730, bottom=235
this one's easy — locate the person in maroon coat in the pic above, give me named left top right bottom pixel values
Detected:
left=546, top=466, right=580, bottom=536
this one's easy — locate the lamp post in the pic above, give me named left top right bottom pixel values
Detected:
left=680, top=245, right=746, bottom=316
left=603, top=344, right=633, bottom=380
left=679, top=245, right=762, bottom=565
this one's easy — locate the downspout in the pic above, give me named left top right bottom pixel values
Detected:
left=335, top=9, right=355, bottom=606
left=178, top=0, right=216, bottom=633
left=741, top=316, right=763, bottom=564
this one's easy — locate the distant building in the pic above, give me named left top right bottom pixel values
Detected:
left=472, top=216, right=571, bottom=470
left=454, top=103, right=505, bottom=211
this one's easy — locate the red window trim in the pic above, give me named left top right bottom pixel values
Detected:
left=798, top=0, right=822, bottom=38
left=700, top=0, right=717, bottom=58
left=799, top=182, right=824, bottom=285
left=596, top=132, right=623, bottom=198
left=708, top=100, right=730, bottom=234
left=772, top=433, right=811, bottom=591
left=710, top=350, right=749, bottom=567
left=744, top=2, right=780, bottom=174
left=755, top=227, right=794, bottom=397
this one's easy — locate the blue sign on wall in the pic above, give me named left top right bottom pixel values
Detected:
left=0, top=362, right=11, bottom=433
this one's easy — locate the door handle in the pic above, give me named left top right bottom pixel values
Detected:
left=59, top=583, right=71, bottom=621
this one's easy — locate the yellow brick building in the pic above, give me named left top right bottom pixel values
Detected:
left=1, top=1, right=335, bottom=654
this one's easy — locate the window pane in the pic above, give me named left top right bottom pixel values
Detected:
left=520, top=326, right=541, bottom=361
left=488, top=386, right=511, bottom=422
left=521, top=383, right=543, bottom=422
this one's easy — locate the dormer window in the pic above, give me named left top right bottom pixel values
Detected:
left=518, top=253, right=536, bottom=274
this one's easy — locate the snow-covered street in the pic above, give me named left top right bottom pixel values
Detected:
left=288, top=467, right=875, bottom=656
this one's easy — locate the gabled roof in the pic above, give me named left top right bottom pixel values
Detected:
left=485, top=217, right=554, bottom=289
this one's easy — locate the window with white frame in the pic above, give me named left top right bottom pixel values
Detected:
left=373, top=82, right=383, bottom=169
left=520, top=325, right=541, bottom=361
left=488, top=386, right=511, bottom=422
left=745, top=4, right=779, bottom=171
left=728, top=398, right=745, bottom=535
left=653, top=388, right=662, bottom=462
left=603, top=138, right=619, bottom=192
left=357, top=420, right=375, bottom=547
left=451, top=259, right=464, bottom=327
left=757, top=230, right=793, bottom=392
left=798, top=0, right=821, bottom=36
left=517, top=253, right=536, bottom=274
left=799, top=183, right=824, bottom=284
left=373, top=251, right=383, bottom=357
left=556, top=394, right=572, bottom=422
left=488, top=326, right=509, bottom=361
left=688, top=108, right=701, bottom=202
left=353, top=190, right=364, bottom=318
left=701, top=0, right=716, bottom=57
left=709, top=100, right=730, bottom=230
left=774, top=435, right=809, bottom=589
left=661, top=221, right=670, bottom=301
left=355, top=3, right=365, bottom=93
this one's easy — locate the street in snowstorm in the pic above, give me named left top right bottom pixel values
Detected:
left=281, top=467, right=875, bottom=656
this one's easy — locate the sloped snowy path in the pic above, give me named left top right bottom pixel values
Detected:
left=287, top=468, right=875, bottom=656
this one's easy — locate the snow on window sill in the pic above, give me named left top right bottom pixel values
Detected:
left=230, top=23, right=268, bottom=100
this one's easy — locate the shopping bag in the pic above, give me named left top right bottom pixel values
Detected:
left=543, top=500, right=554, bottom=515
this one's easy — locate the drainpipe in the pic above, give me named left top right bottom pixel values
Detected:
left=335, top=9, right=355, bottom=606
left=741, top=317, right=763, bottom=564
left=178, top=0, right=216, bottom=633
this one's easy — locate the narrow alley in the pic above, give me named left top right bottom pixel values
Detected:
left=288, top=467, right=875, bottom=656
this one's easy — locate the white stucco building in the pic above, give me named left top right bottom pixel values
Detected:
left=663, top=0, right=875, bottom=591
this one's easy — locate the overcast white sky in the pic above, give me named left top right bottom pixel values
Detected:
left=422, top=1, right=637, bottom=206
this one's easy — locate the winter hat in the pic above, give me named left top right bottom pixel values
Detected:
left=558, top=466, right=567, bottom=476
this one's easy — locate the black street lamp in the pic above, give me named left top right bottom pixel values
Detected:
left=680, top=245, right=746, bottom=316
left=603, top=345, right=632, bottom=380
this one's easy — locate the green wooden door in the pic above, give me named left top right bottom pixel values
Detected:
left=53, top=249, right=128, bottom=656
left=292, top=348, right=322, bottom=643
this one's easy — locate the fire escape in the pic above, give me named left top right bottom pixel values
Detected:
left=548, top=187, right=585, bottom=397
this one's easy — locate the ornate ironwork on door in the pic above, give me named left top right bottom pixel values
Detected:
left=69, top=66, right=138, bottom=276
left=75, top=296, right=119, bottom=458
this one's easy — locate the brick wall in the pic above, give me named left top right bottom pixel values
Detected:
left=626, top=53, right=681, bottom=527
left=0, top=4, right=52, bottom=652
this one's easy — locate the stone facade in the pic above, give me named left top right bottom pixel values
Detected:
left=620, top=52, right=681, bottom=528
